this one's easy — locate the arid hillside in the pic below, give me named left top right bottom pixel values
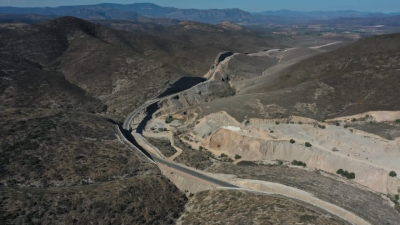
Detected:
left=0, top=18, right=189, bottom=224
left=197, top=33, right=400, bottom=121
left=0, top=17, right=279, bottom=115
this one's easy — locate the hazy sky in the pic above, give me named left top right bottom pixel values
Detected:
left=0, top=0, right=399, bottom=12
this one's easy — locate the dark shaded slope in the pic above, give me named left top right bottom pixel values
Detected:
left=0, top=53, right=105, bottom=112
left=0, top=17, right=221, bottom=115
left=0, top=109, right=187, bottom=224
left=0, top=17, right=191, bottom=224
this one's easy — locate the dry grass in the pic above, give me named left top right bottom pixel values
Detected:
left=179, top=190, right=350, bottom=225
left=207, top=163, right=400, bottom=224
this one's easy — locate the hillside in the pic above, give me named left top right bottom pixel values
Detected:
left=197, top=33, right=400, bottom=121
left=0, top=33, right=187, bottom=224
left=0, top=17, right=221, bottom=114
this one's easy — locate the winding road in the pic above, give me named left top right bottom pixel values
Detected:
left=121, top=95, right=238, bottom=188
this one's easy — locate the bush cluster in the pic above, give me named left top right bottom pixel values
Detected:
left=219, top=153, right=233, bottom=162
left=318, top=124, right=326, bottom=129
left=389, top=171, right=397, bottom=177
left=291, top=160, right=306, bottom=167
left=165, top=116, right=175, bottom=124
left=337, top=169, right=355, bottom=179
left=305, top=142, right=312, bottom=147
left=234, top=154, right=242, bottom=160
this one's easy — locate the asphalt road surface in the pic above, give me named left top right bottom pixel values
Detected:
left=122, top=87, right=239, bottom=188
left=153, top=156, right=239, bottom=188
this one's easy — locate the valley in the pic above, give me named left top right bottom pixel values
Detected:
left=1, top=2, right=400, bottom=224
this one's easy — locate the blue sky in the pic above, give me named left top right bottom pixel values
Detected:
left=0, top=0, right=399, bottom=12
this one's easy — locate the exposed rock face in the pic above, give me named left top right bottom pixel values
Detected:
left=154, top=81, right=235, bottom=117
left=203, top=127, right=400, bottom=194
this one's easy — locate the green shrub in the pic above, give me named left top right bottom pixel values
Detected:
left=305, top=142, right=312, bottom=147
left=290, top=139, right=295, bottom=144
left=351, top=118, right=357, bottom=122
left=298, top=122, right=303, bottom=125
left=237, top=161, right=258, bottom=166
left=291, top=160, right=306, bottom=167
left=395, top=195, right=399, bottom=201
left=234, top=154, right=242, bottom=160
left=396, top=119, right=400, bottom=124
left=318, top=124, right=326, bottom=129
left=389, top=171, right=397, bottom=177
left=165, top=116, right=174, bottom=124
left=344, top=125, right=349, bottom=128
left=275, top=121, right=280, bottom=125
left=337, top=169, right=355, bottom=179
left=336, top=122, right=340, bottom=126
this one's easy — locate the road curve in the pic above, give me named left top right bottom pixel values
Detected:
left=121, top=89, right=239, bottom=188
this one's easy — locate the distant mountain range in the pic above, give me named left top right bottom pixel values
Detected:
left=0, top=3, right=399, bottom=25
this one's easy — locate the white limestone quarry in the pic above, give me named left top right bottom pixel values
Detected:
left=190, top=111, right=400, bottom=195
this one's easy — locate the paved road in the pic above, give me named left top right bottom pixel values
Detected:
left=122, top=87, right=239, bottom=188
left=154, top=156, right=238, bottom=188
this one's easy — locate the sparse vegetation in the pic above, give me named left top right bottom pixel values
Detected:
left=219, top=153, right=233, bottom=162
left=180, top=190, right=349, bottom=225
left=237, top=161, right=258, bottom=166
left=298, top=122, right=303, bottom=125
left=174, top=137, right=213, bottom=170
left=235, top=154, right=242, bottom=160
left=351, top=118, right=357, bottom=122
left=147, top=137, right=177, bottom=157
left=389, top=171, right=397, bottom=177
left=318, top=124, right=326, bottom=129
left=344, top=125, right=349, bottom=128
left=305, top=142, right=312, bottom=147
left=396, top=119, right=400, bottom=124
